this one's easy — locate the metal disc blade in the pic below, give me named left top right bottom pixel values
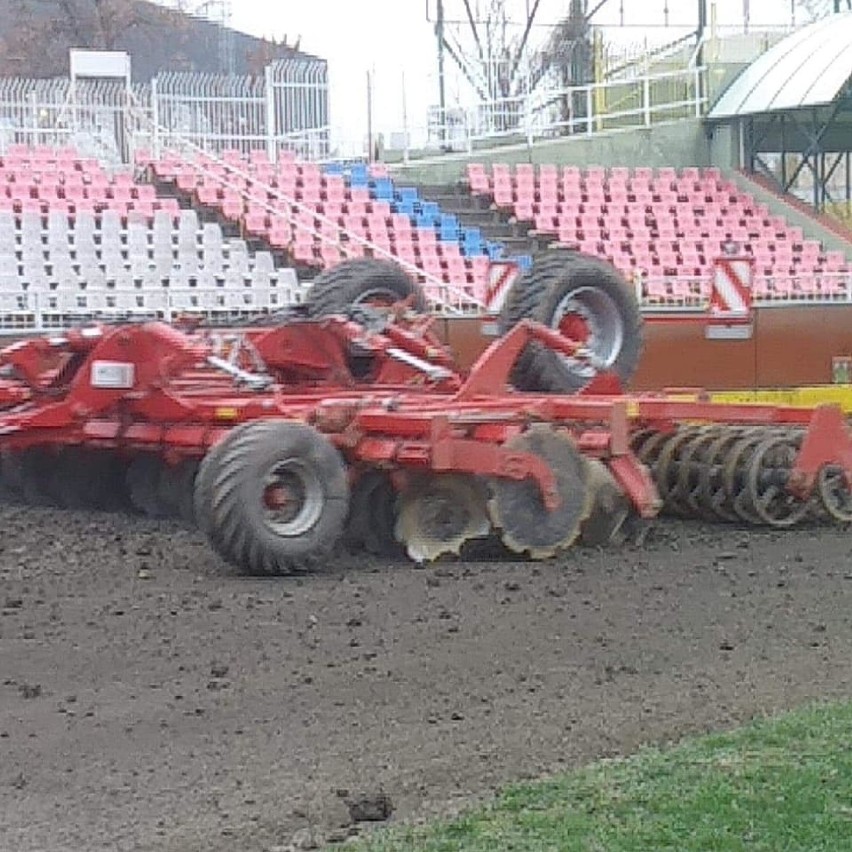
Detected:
left=579, top=459, right=631, bottom=548
left=395, top=475, right=490, bottom=564
left=488, top=425, right=592, bottom=560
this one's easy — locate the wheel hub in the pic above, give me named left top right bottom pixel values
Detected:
left=262, top=460, right=323, bottom=537
left=551, top=286, right=625, bottom=379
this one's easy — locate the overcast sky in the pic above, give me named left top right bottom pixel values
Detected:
left=225, top=1, right=828, bottom=155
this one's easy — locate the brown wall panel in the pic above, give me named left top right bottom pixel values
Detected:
left=438, top=306, right=852, bottom=391
left=753, top=308, right=852, bottom=388
left=632, top=319, right=757, bottom=390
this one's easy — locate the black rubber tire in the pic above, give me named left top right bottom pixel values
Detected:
left=9, top=448, right=58, bottom=507
left=158, top=459, right=199, bottom=526
left=305, top=258, right=428, bottom=318
left=499, top=250, right=644, bottom=393
left=48, top=449, right=128, bottom=511
left=0, top=449, right=28, bottom=500
left=206, top=420, right=350, bottom=575
left=194, top=431, right=249, bottom=545
left=344, top=471, right=403, bottom=557
left=127, top=455, right=171, bottom=518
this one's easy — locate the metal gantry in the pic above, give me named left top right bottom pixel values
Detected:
left=743, top=89, right=852, bottom=215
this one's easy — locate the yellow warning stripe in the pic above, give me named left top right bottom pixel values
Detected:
left=671, top=386, right=852, bottom=413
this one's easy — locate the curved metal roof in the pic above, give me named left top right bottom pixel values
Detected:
left=708, top=12, right=852, bottom=120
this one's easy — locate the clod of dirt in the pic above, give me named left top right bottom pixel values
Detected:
left=4, top=597, right=23, bottom=609
left=210, top=663, right=229, bottom=679
left=19, top=683, right=42, bottom=699
left=345, top=791, right=394, bottom=823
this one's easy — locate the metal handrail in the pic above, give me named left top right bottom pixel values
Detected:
left=145, top=126, right=491, bottom=316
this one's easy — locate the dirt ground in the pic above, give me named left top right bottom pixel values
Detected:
left=1, top=504, right=851, bottom=852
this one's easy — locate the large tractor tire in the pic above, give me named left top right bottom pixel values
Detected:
left=305, top=258, right=428, bottom=318
left=127, top=455, right=172, bottom=519
left=202, top=420, right=350, bottom=575
left=344, top=470, right=403, bottom=557
left=500, top=250, right=644, bottom=393
left=193, top=434, right=243, bottom=550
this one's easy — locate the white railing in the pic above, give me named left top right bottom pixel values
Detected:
left=635, top=272, right=852, bottom=311
left=0, top=59, right=330, bottom=165
left=149, top=128, right=491, bottom=316
left=0, top=284, right=309, bottom=334
left=387, top=67, right=707, bottom=162
left=0, top=64, right=705, bottom=167
left=0, top=271, right=848, bottom=336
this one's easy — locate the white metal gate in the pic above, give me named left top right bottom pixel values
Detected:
left=0, top=60, right=330, bottom=164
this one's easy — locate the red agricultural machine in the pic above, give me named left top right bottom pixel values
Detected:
left=0, top=253, right=849, bottom=574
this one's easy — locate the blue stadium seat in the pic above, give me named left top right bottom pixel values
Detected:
left=420, top=201, right=440, bottom=221
left=340, top=168, right=513, bottom=273
left=461, top=228, right=484, bottom=255
left=396, top=187, right=419, bottom=205
left=396, top=198, right=418, bottom=217
left=513, top=254, right=533, bottom=272
left=439, top=215, right=460, bottom=241
left=349, top=163, right=369, bottom=183
left=372, top=178, right=394, bottom=200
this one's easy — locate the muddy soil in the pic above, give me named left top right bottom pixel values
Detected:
left=1, top=504, right=850, bottom=851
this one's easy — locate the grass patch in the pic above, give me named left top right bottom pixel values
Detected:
left=343, top=701, right=852, bottom=851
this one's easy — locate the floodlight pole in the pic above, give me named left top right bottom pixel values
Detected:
left=436, top=0, right=447, bottom=148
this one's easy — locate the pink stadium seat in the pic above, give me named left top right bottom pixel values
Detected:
left=825, top=250, right=847, bottom=271
left=466, top=163, right=490, bottom=195
left=493, top=183, right=513, bottom=207
left=349, top=187, right=371, bottom=205
left=321, top=202, right=344, bottom=222
left=266, top=218, right=293, bottom=249
left=366, top=212, right=388, bottom=234
left=370, top=200, right=392, bottom=218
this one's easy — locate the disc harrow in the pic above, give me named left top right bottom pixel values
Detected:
left=0, top=255, right=849, bottom=575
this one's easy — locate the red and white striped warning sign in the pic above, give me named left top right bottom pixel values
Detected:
left=484, top=261, right=522, bottom=313
left=710, top=256, right=753, bottom=322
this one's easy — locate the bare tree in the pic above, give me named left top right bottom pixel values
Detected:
left=797, top=0, right=851, bottom=19
left=0, top=0, right=165, bottom=77
left=436, top=0, right=593, bottom=134
left=532, top=0, right=593, bottom=129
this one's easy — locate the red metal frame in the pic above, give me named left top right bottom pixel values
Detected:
left=0, top=315, right=850, bottom=518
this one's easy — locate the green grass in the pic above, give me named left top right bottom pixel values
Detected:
left=342, top=702, right=852, bottom=852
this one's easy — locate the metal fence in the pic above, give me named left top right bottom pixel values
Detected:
left=0, top=77, right=131, bottom=164
left=151, top=59, right=330, bottom=161
left=0, top=58, right=330, bottom=165
left=404, top=66, right=707, bottom=160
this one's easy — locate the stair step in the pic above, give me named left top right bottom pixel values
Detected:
left=501, top=236, right=536, bottom=252
left=413, top=179, right=541, bottom=263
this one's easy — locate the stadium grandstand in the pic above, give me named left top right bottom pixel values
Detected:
left=0, top=0, right=849, bottom=333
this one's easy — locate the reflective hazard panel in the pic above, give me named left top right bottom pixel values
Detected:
left=90, top=360, right=135, bottom=389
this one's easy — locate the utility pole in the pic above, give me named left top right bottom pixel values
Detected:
left=366, top=69, right=374, bottom=162
left=435, top=0, right=447, bottom=148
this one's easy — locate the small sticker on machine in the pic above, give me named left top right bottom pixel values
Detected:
left=90, top=360, right=136, bottom=389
